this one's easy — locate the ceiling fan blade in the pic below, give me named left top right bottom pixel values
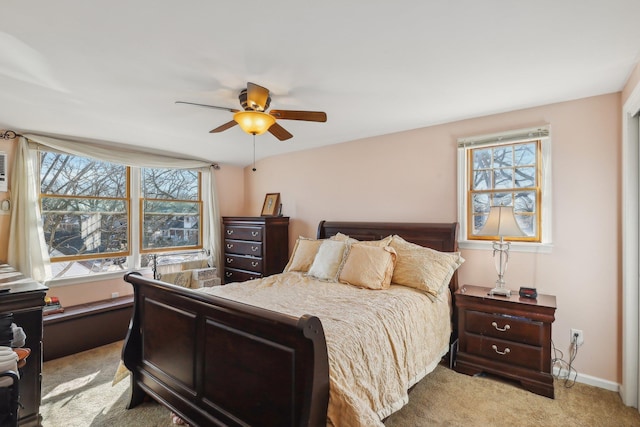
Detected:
left=269, top=110, right=327, bottom=122
left=210, top=120, right=238, bottom=133
left=246, top=82, right=270, bottom=111
left=176, top=101, right=238, bottom=113
left=268, top=122, right=293, bottom=141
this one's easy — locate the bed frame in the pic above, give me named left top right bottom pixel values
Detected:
left=122, top=221, right=459, bottom=426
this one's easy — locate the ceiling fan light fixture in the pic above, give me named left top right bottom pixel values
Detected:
left=233, top=111, right=276, bottom=135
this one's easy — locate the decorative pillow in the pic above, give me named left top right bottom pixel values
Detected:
left=357, top=235, right=393, bottom=247
left=157, top=271, right=192, bottom=288
left=307, top=239, right=348, bottom=281
left=181, top=259, right=209, bottom=270
left=339, top=244, right=397, bottom=290
left=284, top=237, right=324, bottom=273
left=330, top=233, right=393, bottom=247
left=330, top=232, right=359, bottom=244
left=390, top=235, right=464, bottom=295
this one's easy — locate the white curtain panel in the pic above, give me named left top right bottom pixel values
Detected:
left=7, top=137, right=51, bottom=281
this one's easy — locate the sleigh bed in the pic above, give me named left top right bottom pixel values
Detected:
left=122, top=221, right=461, bottom=426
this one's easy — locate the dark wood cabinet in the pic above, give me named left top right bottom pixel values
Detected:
left=454, top=284, right=556, bottom=398
left=0, top=265, right=47, bottom=426
left=222, top=217, right=289, bottom=283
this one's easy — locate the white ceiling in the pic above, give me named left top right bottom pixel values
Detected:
left=1, top=1, right=639, bottom=166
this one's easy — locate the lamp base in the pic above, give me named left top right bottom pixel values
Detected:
left=489, top=286, right=512, bottom=297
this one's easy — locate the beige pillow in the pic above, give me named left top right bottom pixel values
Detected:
left=330, top=232, right=359, bottom=245
left=157, top=271, right=192, bottom=288
left=390, top=235, right=464, bottom=295
left=339, top=244, right=397, bottom=290
left=284, top=237, right=323, bottom=273
left=307, top=240, right=348, bottom=281
left=357, top=235, right=393, bottom=247
left=330, top=233, right=392, bottom=247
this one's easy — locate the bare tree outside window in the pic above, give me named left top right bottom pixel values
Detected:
left=469, top=141, right=540, bottom=241
left=140, top=168, right=202, bottom=254
left=39, top=152, right=204, bottom=278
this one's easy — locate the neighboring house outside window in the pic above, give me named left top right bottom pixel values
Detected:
left=457, top=126, right=552, bottom=252
left=40, top=151, right=203, bottom=279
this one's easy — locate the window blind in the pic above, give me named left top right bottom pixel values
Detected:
left=457, top=125, right=550, bottom=148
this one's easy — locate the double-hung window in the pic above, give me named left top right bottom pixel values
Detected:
left=457, top=126, right=552, bottom=250
left=39, top=151, right=203, bottom=279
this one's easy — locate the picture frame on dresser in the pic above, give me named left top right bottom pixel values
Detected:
left=260, top=193, right=280, bottom=216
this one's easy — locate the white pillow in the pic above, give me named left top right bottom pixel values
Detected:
left=307, top=240, right=348, bottom=281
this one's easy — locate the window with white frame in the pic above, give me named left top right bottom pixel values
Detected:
left=457, top=126, right=552, bottom=249
left=40, top=151, right=203, bottom=279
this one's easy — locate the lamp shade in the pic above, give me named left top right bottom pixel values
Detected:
left=478, top=206, right=526, bottom=237
left=233, top=111, right=276, bottom=135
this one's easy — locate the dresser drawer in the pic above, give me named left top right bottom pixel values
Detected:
left=464, top=333, right=544, bottom=371
left=224, top=226, right=263, bottom=241
left=465, top=310, right=544, bottom=346
left=225, top=254, right=263, bottom=272
left=224, top=268, right=261, bottom=283
left=225, top=239, right=262, bottom=256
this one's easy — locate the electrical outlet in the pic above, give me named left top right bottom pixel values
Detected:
left=111, top=292, right=119, bottom=299
left=571, top=328, right=584, bottom=347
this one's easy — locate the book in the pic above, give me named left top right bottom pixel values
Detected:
left=43, top=296, right=64, bottom=315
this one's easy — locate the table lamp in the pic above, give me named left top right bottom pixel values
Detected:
left=478, top=205, right=526, bottom=297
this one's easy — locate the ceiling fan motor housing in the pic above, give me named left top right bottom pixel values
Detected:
left=239, top=89, right=271, bottom=111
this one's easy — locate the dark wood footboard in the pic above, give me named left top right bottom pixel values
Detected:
left=122, top=272, right=329, bottom=427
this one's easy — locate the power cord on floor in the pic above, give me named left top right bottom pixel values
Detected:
left=551, top=334, right=579, bottom=388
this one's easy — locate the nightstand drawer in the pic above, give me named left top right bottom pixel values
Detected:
left=225, top=254, right=263, bottom=272
left=225, top=239, right=262, bottom=256
left=224, top=226, right=263, bottom=241
left=464, top=333, right=544, bottom=371
left=465, top=310, right=544, bottom=346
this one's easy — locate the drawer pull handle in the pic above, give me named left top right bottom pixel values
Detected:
left=251, top=261, right=258, bottom=267
left=226, top=243, right=234, bottom=249
left=226, top=257, right=234, bottom=264
left=226, top=229, right=234, bottom=235
left=491, top=344, right=511, bottom=355
left=225, top=271, right=232, bottom=277
left=251, top=231, right=259, bottom=237
left=251, top=246, right=259, bottom=252
left=491, top=321, right=510, bottom=332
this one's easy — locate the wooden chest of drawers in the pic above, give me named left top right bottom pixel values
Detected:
left=222, top=216, right=289, bottom=283
left=0, top=265, right=47, bottom=426
left=454, top=285, right=556, bottom=398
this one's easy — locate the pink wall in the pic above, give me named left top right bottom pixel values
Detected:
left=0, top=139, right=15, bottom=263
left=244, top=93, right=622, bottom=383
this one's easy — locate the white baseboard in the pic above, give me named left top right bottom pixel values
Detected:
left=553, top=366, right=619, bottom=393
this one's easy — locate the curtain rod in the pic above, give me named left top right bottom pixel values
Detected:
left=0, top=130, right=18, bottom=140
left=1, top=130, right=221, bottom=168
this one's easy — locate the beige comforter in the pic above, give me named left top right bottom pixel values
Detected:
left=199, top=272, right=451, bottom=427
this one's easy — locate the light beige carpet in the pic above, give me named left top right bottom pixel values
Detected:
left=41, top=341, right=640, bottom=426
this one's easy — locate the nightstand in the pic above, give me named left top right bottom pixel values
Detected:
left=454, top=284, right=557, bottom=398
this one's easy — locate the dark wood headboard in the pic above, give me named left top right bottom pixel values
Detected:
left=317, top=220, right=460, bottom=293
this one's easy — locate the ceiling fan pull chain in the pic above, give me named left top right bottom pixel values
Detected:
left=252, top=134, right=257, bottom=172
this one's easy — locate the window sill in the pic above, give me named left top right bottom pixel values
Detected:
left=45, top=267, right=152, bottom=287
left=458, top=240, right=553, bottom=254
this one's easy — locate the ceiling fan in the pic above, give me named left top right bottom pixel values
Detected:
left=176, top=82, right=327, bottom=141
